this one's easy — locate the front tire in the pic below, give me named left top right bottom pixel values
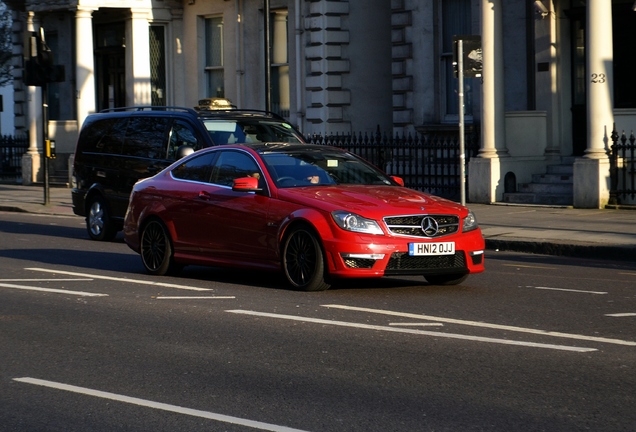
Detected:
left=86, top=196, right=117, bottom=241
left=140, top=219, right=175, bottom=276
left=282, top=226, right=330, bottom=291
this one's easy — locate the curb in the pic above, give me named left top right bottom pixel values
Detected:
left=485, top=238, right=636, bottom=262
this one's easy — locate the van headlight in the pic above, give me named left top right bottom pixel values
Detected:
left=332, top=210, right=384, bottom=235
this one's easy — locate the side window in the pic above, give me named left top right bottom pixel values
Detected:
left=80, top=117, right=127, bottom=154
left=167, top=121, right=201, bottom=160
left=122, top=117, right=171, bottom=159
left=210, top=151, right=261, bottom=187
left=205, top=16, right=224, bottom=97
left=98, top=117, right=128, bottom=154
left=171, top=152, right=217, bottom=182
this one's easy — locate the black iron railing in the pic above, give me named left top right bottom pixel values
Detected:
left=307, top=126, right=480, bottom=201
left=0, top=135, right=29, bottom=183
left=609, top=126, right=636, bottom=204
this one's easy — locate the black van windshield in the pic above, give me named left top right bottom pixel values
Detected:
left=202, top=119, right=304, bottom=144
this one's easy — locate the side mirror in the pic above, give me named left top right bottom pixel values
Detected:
left=232, top=176, right=260, bottom=192
left=391, top=176, right=405, bottom=187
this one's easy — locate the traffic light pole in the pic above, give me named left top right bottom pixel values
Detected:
left=42, top=82, right=49, bottom=206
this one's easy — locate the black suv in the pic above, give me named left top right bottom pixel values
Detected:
left=72, top=105, right=305, bottom=241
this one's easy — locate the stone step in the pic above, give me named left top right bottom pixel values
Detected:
left=503, top=163, right=574, bottom=206
left=531, top=172, right=573, bottom=184
left=547, top=164, right=574, bottom=175
left=518, top=182, right=573, bottom=194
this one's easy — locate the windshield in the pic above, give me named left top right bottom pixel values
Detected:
left=262, top=149, right=397, bottom=188
left=201, top=119, right=304, bottom=144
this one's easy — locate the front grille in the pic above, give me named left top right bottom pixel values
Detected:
left=385, top=251, right=466, bottom=274
left=384, top=214, right=459, bottom=238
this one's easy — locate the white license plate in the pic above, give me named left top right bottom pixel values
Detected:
left=408, top=242, right=455, bottom=256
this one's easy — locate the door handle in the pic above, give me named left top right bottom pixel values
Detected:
left=198, top=191, right=212, bottom=201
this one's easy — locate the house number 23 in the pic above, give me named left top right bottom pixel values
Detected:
left=591, top=73, right=606, bottom=84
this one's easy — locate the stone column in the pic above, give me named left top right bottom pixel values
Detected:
left=573, top=0, right=613, bottom=208
left=127, top=9, right=152, bottom=106
left=170, top=7, right=186, bottom=107
left=468, top=0, right=508, bottom=203
left=76, top=7, right=96, bottom=129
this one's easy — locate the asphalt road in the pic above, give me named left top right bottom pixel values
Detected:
left=1, top=211, right=635, bottom=431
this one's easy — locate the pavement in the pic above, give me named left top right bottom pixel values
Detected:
left=1, top=183, right=635, bottom=262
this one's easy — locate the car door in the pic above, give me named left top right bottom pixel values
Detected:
left=194, top=149, right=274, bottom=266
left=165, top=151, right=218, bottom=254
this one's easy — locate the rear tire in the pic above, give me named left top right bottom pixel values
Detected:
left=282, top=226, right=330, bottom=291
left=86, top=196, right=117, bottom=241
left=140, top=219, right=175, bottom=276
left=425, top=273, right=468, bottom=286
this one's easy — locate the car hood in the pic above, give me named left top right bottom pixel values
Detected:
left=277, top=185, right=467, bottom=217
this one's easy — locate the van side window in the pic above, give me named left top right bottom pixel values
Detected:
left=123, top=117, right=171, bottom=159
left=80, top=118, right=127, bottom=154
left=167, top=121, right=200, bottom=160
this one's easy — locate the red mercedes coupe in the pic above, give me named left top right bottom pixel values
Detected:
left=123, top=143, right=485, bottom=291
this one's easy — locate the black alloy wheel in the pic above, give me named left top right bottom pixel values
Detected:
left=140, top=219, right=175, bottom=276
left=283, top=226, right=330, bottom=291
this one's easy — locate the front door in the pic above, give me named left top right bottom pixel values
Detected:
left=94, top=22, right=126, bottom=111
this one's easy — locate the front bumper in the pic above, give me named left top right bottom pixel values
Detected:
left=322, top=229, right=485, bottom=278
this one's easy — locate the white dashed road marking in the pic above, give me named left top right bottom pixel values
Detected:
left=227, top=309, right=597, bottom=352
left=525, top=285, right=607, bottom=295
left=0, top=282, right=108, bottom=297
left=322, top=304, right=636, bottom=347
left=26, top=268, right=213, bottom=291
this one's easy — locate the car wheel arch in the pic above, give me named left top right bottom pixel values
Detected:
left=139, top=214, right=178, bottom=245
left=277, top=208, right=335, bottom=245
left=83, top=184, right=107, bottom=213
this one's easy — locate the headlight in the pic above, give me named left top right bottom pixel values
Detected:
left=332, top=210, right=384, bottom=235
left=462, top=210, right=479, bottom=232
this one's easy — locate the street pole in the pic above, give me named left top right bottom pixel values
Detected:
left=42, top=82, right=49, bottom=206
left=458, top=39, right=466, bottom=206
left=264, top=0, right=271, bottom=112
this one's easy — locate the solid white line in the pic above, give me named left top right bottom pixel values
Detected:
left=389, top=322, right=444, bottom=327
left=606, top=313, right=636, bottom=317
left=322, top=304, right=636, bottom=347
left=26, top=268, right=212, bottom=291
left=155, top=296, right=235, bottom=300
left=0, top=278, right=93, bottom=282
left=0, top=282, right=108, bottom=297
left=528, top=286, right=607, bottom=295
left=227, top=310, right=596, bottom=352
left=13, top=377, right=311, bottom=432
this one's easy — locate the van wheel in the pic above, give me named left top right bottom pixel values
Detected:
left=140, top=219, right=175, bottom=276
left=86, top=196, right=117, bottom=241
left=282, top=226, right=330, bottom=291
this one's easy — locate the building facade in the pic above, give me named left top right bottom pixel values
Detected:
left=7, top=0, right=636, bottom=207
